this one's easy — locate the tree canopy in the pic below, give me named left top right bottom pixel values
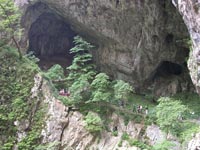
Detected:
left=0, top=0, right=22, bottom=58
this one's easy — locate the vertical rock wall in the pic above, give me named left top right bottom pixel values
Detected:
left=173, top=0, right=200, bottom=94
left=17, top=0, right=194, bottom=95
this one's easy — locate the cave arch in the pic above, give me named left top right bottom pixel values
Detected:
left=150, top=61, right=183, bottom=81
left=28, top=12, right=75, bottom=69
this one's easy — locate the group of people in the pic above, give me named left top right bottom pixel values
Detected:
left=118, top=100, right=149, bottom=115
left=59, top=89, right=70, bottom=97
left=133, top=105, right=148, bottom=115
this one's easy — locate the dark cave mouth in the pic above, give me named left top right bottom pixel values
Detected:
left=151, top=61, right=184, bottom=81
left=28, top=12, right=76, bottom=70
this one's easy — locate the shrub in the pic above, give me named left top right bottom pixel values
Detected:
left=44, top=64, right=64, bottom=81
left=84, top=112, right=103, bottom=133
left=90, top=73, right=112, bottom=102
left=113, top=80, right=133, bottom=102
left=152, top=140, right=175, bottom=150
left=156, top=97, right=188, bottom=137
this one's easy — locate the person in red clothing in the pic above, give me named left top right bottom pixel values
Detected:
left=59, top=88, right=71, bottom=97
left=59, top=89, right=65, bottom=96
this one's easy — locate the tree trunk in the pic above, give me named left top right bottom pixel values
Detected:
left=12, top=36, right=22, bottom=59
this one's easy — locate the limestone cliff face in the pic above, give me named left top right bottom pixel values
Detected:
left=173, top=0, right=200, bottom=94
left=30, top=74, right=173, bottom=150
left=17, top=0, right=194, bottom=96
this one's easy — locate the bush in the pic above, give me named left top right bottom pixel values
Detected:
left=113, top=80, right=133, bottom=102
left=152, top=140, right=175, bottom=150
left=156, top=97, right=188, bottom=137
left=90, top=73, right=112, bottom=102
left=44, top=64, right=64, bottom=81
left=84, top=112, right=103, bottom=133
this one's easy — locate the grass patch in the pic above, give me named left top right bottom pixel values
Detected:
left=173, top=92, right=200, bottom=119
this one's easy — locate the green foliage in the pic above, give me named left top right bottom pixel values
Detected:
left=17, top=100, right=46, bottom=150
left=44, top=64, right=64, bottom=81
left=152, top=140, right=175, bottom=150
left=156, top=97, right=188, bottom=136
left=90, top=73, right=112, bottom=102
left=178, top=121, right=200, bottom=142
left=91, top=73, right=110, bottom=90
left=17, top=132, right=40, bottom=150
left=113, top=80, right=133, bottom=105
left=25, top=51, right=40, bottom=63
left=172, top=92, right=200, bottom=119
left=67, top=36, right=96, bottom=82
left=0, top=0, right=20, bottom=34
left=128, top=139, right=150, bottom=149
left=121, top=132, right=130, bottom=141
left=84, top=112, right=103, bottom=133
left=118, top=140, right=123, bottom=147
left=35, top=141, right=61, bottom=150
left=0, top=0, right=22, bottom=58
left=1, top=137, right=15, bottom=150
left=69, top=74, right=91, bottom=103
left=0, top=47, right=44, bottom=149
left=121, top=132, right=151, bottom=149
left=113, top=80, right=133, bottom=100
left=112, top=131, right=118, bottom=136
left=70, top=36, right=94, bottom=53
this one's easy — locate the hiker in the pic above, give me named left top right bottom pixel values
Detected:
left=137, top=105, right=143, bottom=113
left=145, top=106, right=148, bottom=115
left=119, top=100, right=125, bottom=108
left=113, top=126, right=118, bottom=132
left=59, top=89, right=65, bottom=96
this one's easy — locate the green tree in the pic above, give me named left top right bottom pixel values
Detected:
left=156, top=97, right=188, bottom=138
left=69, top=74, right=91, bottom=103
left=152, top=140, right=175, bottom=150
left=113, top=80, right=133, bottom=102
left=84, top=112, right=103, bottom=133
left=66, top=36, right=96, bottom=103
left=67, top=36, right=96, bottom=83
left=90, top=73, right=111, bottom=102
left=0, top=0, right=22, bottom=58
left=44, top=64, right=64, bottom=81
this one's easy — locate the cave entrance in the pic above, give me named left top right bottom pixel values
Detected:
left=151, top=61, right=183, bottom=81
left=28, top=12, right=75, bottom=70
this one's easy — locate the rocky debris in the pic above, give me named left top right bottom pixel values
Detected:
left=174, top=0, right=200, bottom=94
left=17, top=0, right=193, bottom=95
left=14, top=120, right=29, bottom=142
left=146, top=124, right=165, bottom=145
left=31, top=73, right=43, bottom=98
left=188, top=133, right=200, bottom=150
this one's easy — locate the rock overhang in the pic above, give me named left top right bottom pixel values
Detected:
left=19, top=0, right=196, bottom=96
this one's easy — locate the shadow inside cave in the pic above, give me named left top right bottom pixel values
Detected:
left=150, top=61, right=183, bottom=81
left=28, top=12, right=76, bottom=70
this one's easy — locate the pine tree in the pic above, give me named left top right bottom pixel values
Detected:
left=67, top=36, right=96, bottom=82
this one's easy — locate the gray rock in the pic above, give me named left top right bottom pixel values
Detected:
left=146, top=124, right=165, bottom=145
left=17, top=0, right=193, bottom=95
left=173, top=0, right=200, bottom=94
left=188, top=133, right=200, bottom=150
